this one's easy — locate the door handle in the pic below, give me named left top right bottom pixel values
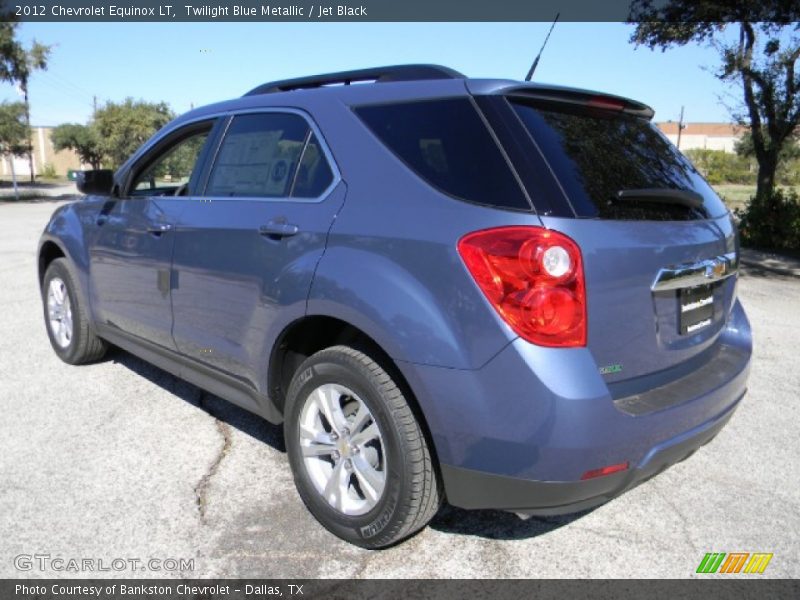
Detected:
left=259, top=221, right=299, bottom=239
left=146, top=223, right=173, bottom=236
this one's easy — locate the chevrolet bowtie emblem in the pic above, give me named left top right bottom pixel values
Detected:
left=704, top=259, right=728, bottom=280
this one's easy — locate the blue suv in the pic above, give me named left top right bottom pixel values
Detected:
left=39, top=65, right=752, bottom=548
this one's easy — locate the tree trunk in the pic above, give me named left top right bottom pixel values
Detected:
left=754, top=151, right=780, bottom=244
left=755, top=153, right=778, bottom=201
left=22, top=81, right=34, bottom=183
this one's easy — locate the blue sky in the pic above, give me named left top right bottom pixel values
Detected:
left=1, top=22, right=740, bottom=126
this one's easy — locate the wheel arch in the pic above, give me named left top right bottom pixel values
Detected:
left=267, top=315, right=443, bottom=480
left=38, top=239, right=67, bottom=287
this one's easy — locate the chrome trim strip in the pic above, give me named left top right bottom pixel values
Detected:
left=651, top=252, right=738, bottom=292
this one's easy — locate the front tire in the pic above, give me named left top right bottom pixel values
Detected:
left=284, top=345, right=440, bottom=548
left=42, top=258, right=107, bottom=365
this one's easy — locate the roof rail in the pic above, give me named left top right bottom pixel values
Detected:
left=244, top=64, right=465, bottom=96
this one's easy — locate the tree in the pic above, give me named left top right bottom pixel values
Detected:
left=684, top=148, right=754, bottom=185
left=0, top=100, right=28, bottom=156
left=0, top=22, right=52, bottom=182
left=93, top=98, right=173, bottom=169
left=735, top=130, right=800, bottom=161
left=0, top=101, right=30, bottom=199
left=736, top=131, right=800, bottom=186
left=51, top=123, right=104, bottom=170
left=629, top=2, right=800, bottom=200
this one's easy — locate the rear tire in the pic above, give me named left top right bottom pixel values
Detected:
left=284, top=345, right=440, bottom=548
left=42, top=258, right=107, bottom=365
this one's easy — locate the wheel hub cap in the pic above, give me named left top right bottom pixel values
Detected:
left=298, top=383, right=386, bottom=516
left=46, top=277, right=73, bottom=349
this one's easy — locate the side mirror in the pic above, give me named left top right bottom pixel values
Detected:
left=76, top=170, right=115, bottom=196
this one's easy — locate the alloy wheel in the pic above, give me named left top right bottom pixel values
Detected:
left=298, top=383, right=386, bottom=516
left=46, top=277, right=73, bottom=348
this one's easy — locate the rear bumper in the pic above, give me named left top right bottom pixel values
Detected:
left=398, top=299, right=751, bottom=513
left=440, top=394, right=739, bottom=514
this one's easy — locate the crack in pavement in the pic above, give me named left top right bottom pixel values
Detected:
left=193, top=391, right=233, bottom=522
left=348, top=553, right=375, bottom=580
left=652, top=480, right=699, bottom=554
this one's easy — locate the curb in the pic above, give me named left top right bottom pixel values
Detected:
left=739, top=250, right=800, bottom=279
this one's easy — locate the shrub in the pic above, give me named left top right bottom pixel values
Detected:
left=735, top=188, right=800, bottom=251
left=684, top=149, right=754, bottom=185
left=39, top=162, right=57, bottom=178
left=778, top=158, right=800, bottom=186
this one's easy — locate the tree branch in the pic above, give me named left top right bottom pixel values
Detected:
left=783, top=44, right=800, bottom=125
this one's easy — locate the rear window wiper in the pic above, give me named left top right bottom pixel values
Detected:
left=615, top=188, right=705, bottom=211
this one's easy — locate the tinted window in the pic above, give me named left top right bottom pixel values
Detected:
left=292, top=133, right=334, bottom=197
left=207, top=113, right=308, bottom=198
left=131, top=129, right=210, bottom=197
left=511, top=99, right=728, bottom=220
left=356, top=99, right=530, bottom=210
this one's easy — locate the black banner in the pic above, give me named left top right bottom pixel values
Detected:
left=2, top=579, right=799, bottom=600
left=2, top=0, right=798, bottom=23
left=3, top=0, right=625, bottom=22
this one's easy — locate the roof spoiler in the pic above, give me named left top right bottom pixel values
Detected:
left=244, top=64, right=465, bottom=96
left=504, top=86, right=655, bottom=120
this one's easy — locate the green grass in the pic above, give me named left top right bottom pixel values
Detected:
left=35, top=175, right=71, bottom=184
left=713, top=184, right=800, bottom=213
left=713, top=184, right=755, bottom=213
left=0, top=191, right=49, bottom=201
left=0, top=175, right=71, bottom=184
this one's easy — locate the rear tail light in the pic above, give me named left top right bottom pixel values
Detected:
left=457, top=226, right=586, bottom=347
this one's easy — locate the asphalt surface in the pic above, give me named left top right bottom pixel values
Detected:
left=1, top=200, right=798, bottom=579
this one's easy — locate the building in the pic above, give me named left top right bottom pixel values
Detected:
left=656, top=122, right=747, bottom=153
left=1, top=126, right=84, bottom=179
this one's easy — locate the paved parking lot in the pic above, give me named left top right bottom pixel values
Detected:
left=1, top=200, right=798, bottom=578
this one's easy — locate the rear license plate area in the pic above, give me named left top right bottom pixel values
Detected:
left=679, top=284, right=714, bottom=335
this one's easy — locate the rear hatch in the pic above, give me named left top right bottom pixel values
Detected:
left=483, top=91, right=738, bottom=383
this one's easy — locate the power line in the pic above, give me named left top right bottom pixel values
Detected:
left=37, top=75, right=93, bottom=104
left=42, top=70, right=96, bottom=102
left=34, top=74, right=95, bottom=112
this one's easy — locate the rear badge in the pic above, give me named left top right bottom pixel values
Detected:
left=599, top=364, right=623, bottom=375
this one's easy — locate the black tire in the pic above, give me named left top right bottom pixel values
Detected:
left=284, top=345, right=441, bottom=548
left=42, top=258, right=107, bottom=365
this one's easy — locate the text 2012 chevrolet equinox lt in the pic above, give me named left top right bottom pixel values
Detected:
left=39, top=65, right=752, bottom=548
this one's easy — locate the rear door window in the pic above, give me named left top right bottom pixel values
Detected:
left=355, top=98, right=530, bottom=210
left=292, top=133, right=334, bottom=197
left=510, top=98, right=729, bottom=220
left=206, top=113, right=309, bottom=198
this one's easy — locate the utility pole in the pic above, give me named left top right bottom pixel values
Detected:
left=93, top=95, right=98, bottom=118
left=676, top=106, right=686, bottom=150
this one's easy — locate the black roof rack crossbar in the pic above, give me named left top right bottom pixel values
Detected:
left=244, top=64, right=465, bottom=96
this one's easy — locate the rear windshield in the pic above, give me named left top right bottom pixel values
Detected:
left=510, top=98, right=729, bottom=220
left=355, top=98, right=530, bottom=210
